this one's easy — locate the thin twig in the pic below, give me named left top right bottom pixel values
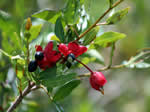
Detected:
left=107, top=43, right=115, bottom=68
left=96, top=22, right=107, bottom=26
left=78, top=64, right=126, bottom=78
left=27, top=39, right=29, bottom=64
left=7, top=82, right=36, bottom=112
left=40, top=85, right=53, bottom=101
left=72, top=27, right=80, bottom=38
left=76, top=0, right=123, bottom=41
left=78, top=50, right=150, bottom=78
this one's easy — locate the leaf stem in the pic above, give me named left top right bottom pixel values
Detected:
left=108, top=43, right=115, bottom=68
left=40, top=85, right=53, bottom=101
left=27, top=38, right=30, bottom=64
left=96, top=22, right=107, bottom=26
left=71, top=26, right=80, bottom=38
left=75, top=0, right=123, bottom=41
left=78, top=50, right=150, bottom=78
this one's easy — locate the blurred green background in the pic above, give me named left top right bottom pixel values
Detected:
left=0, top=0, right=150, bottom=112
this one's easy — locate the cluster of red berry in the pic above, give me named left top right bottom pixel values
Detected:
left=28, top=41, right=107, bottom=94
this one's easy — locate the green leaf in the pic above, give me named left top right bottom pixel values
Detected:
left=94, top=31, right=126, bottom=47
left=0, top=10, right=21, bottom=54
left=28, top=24, right=42, bottom=43
left=39, top=66, right=57, bottom=80
left=53, top=80, right=81, bottom=101
left=51, top=35, right=60, bottom=42
left=0, top=49, right=23, bottom=60
left=106, top=7, right=129, bottom=24
left=42, top=73, right=76, bottom=88
left=83, top=26, right=100, bottom=45
left=109, top=0, right=113, bottom=8
left=53, top=101, right=64, bottom=112
left=62, top=0, right=80, bottom=24
left=55, top=17, right=65, bottom=43
left=32, top=9, right=61, bottom=24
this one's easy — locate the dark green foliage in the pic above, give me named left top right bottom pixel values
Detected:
left=55, top=17, right=65, bottom=43
left=42, top=73, right=77, bottom=88
left=53, top=80, right=81, bottom=101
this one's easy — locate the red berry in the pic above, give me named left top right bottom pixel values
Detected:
left=90, top=72, right=107, bottom=94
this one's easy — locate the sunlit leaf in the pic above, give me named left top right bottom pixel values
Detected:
left=28, top=24, right=42, bottom=43
left=53, top=80, right=81, bottom=101
left=51, top=35, right=60, bottom=42
left=16, top=70, right=24, bottom=79
left=32, top=9, right=61, bottom=24
left=106, top=7, right=129, bottom=24
left=94, top=31, right=126, bottom=47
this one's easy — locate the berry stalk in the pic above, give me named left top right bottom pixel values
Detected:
left=75, top=58, right=93, bottom=74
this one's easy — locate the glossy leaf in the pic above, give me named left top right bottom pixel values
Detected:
left=94, top=31, right=126, bottom=47
left=42, top=73, right=76, bottom=88
left=55, top=17, right=65, bottom=42
left=32, top=9, right=61, bottom=24
left=83, top=26, right=100, bottom=45
left=106, top=7, right=129, bottom=24
left=53, top=80, right=81, bottom=101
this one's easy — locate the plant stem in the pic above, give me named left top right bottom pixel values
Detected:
left=76, top=0, right=123, bottom=41
left=96, top=22, right=107, bottom=26
left=7, top=82, right=37, bottom=112
left=71, top=27, right=80, bottom=38
left=40, top=85, right=53, bottom=101
left=27, top=38, right=29, bottom=64
left=78, top=64, right=126, bottom=78
left=75, top=58, right=93, bottom=73
left=108, top=43, right=115, bottom=68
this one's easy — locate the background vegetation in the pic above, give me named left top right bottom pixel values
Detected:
left=0, top=0, right=150, bottom=112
